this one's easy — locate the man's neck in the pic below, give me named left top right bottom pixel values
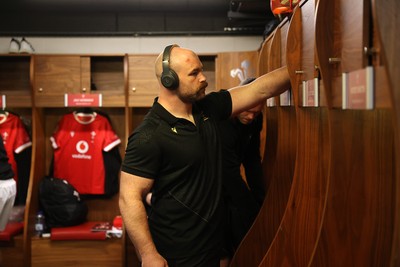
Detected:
left=158, top=96, right=195, bottom=124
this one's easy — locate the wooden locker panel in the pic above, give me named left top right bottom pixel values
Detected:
left=30, top=55, right=126, bottom=266
left=0, top=235, right=25, bottom=267
left=340, top=0, right=370, bottom=73
left=273, top=19, right=292, bottom=106
left=310, top=0, right=396, bottom=265
left=90, top=56, right=125, bottom=107
left=216, top=50, right=258, bottom=89
left=310, top=109, right=394, bottom=267
left=31, top=238, right=123, bottom=267
left=257, top=35, right=274, bottom=161
left=0, top=55, right=32, bottom=107
left=315, top=0, right=342, bottom=108
left=259, top=1, right=331, bottom=266
left=231, top=17, right=296, bottom=267
left=127, top=55, right=159, bottom=107
left=33, top=56, right=87, bottom=107
left=372, top=0, right=400, bottom=264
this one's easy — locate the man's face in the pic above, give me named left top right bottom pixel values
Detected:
left=174, top=51, right=208, bottom=103
left=237, top=103, right=263, bottom=125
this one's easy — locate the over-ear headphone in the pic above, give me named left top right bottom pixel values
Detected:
left=161, top=44, right=179, bottom=90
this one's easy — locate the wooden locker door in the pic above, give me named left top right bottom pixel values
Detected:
left=372, top=0, right=400, bottom=265
left=33, top=55, right=90, bottom=107
left=0, top=56, right=32, bottom=108
left=259, top=1, right=330, bottom=266
left=127, top=55, right=158, bottom=107
left=231, top=16, right=296, bottom=267
left=311, top=0, right=395, bottom=266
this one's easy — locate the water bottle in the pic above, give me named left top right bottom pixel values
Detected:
left=35, top=211, right=45, bottom=236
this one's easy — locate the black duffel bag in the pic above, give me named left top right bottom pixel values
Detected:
left=39, top=176, right=88, bottom=228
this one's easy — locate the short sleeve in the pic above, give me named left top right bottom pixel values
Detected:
left=197, top=90, right=232, bottom=121
left=102, top=118, right=121, bottom=152
left=121, top=129, right=161, bottom=179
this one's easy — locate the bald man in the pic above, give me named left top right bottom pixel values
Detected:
left=119, top=44, right=290, bottom=267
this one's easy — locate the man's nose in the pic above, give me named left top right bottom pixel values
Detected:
left=199, top=72, right=207, bottom=82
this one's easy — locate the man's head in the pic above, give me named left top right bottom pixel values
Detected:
left=237, top=103, right=264, bottom=125
left=155, top=45, right=208, bottom=103
left=237, top=77, right=265, bottom=125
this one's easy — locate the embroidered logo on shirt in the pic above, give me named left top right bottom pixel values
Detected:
left=171, top=127, right=178, bottom=134
left=200, top=111, right=209, bottom=122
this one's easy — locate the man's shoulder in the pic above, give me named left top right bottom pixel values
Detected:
left=197, top=90, right=232, bottom=120
left=132, top=114, right=163, bottom=142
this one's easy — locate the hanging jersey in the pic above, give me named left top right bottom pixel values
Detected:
left=51, top=112, right=121, bottom=195
left=0, top=112, right=32, bottom=185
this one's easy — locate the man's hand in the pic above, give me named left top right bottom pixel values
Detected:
left=142, top=252, right=168, bottom=267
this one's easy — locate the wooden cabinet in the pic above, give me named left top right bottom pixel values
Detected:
left=128, top=55, right=159, bottom=107
left=31, top=237, right=123, bottom=267
left=33, top=55, right=125, bottom=107
left=33, top=56, right=89, bottom=107
left=0, top=55, right=32, bottom=108
left=91, top=56, right=125, bottom=107
left=29, top=54, right=127, bottom=267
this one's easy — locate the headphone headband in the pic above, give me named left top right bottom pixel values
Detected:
left=161, top=44, right=179, bottom=90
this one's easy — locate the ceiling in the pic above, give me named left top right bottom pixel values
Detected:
left=1, top=0, right=278, bottom=36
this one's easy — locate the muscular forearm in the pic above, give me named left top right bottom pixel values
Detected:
left=120, top=198, right=156, bottom=259
left=119, top=172, right=167, bottom=266
left=229, top=66, right=290, bottom=116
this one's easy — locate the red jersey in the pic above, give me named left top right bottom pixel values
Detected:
left=51, top=112, right=121, bottom=195
left=0, top=112, right=32, bottom=184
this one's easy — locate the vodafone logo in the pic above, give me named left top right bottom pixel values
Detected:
left=76, top=140, right=89, bottom=154
left=72, top=141, right=92, bottom=160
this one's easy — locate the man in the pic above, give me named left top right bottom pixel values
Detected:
left=219, top=78, right=266, bottom=265
left=119, top=44, right=290, bottom=267
left=0, top=135, right=16, bottom=231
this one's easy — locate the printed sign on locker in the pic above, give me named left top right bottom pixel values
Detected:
left=342, top=67, right=374, bottom=110
left=65, top=94, right=103, bottom=107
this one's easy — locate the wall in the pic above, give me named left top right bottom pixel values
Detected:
left=0, top=36, right=263, bottom=54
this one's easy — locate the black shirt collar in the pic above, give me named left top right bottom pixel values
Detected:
left=151, top=97, right=202, bottom=127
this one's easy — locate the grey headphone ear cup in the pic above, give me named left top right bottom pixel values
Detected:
left=161, top=69, right=179, bottom=90
left=161, top=45, right=179, bottom=90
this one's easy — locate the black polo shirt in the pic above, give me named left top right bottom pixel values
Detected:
left=122, top=90, right=232, bottom=259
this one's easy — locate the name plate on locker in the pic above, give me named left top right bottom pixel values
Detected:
left=280, top=90, right=291, bottom=106
left=0, top=95, right=5, bottom=109
left=342, top=66, right=374, bottom=110
left=302, top=78, right=319, bottom=107
left=64, top=93, right=102, bottom=107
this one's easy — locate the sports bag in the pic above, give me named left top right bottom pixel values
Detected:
left=39, top=176, right=88, bottom=228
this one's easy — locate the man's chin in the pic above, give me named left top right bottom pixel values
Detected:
left=197, top=91, right=206, bottom=99
left=179, top=89, right=206, bottom=103
left=198, top=88, right=207, bottom=98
